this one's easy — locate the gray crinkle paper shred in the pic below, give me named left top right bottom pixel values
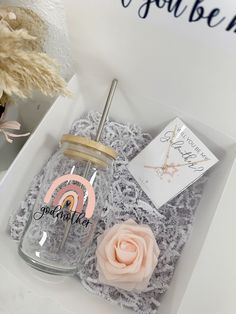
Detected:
left=9, top=111, right=207, bottom=314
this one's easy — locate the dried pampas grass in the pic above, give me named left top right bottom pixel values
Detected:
left=0, top=6, right=46, bottom=51
left=0, top=18, right=69, bottom=98
left=0, top=6, right=70, bottom=144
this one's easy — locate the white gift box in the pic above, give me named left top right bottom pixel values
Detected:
left=1, top=0, right=236, bottom=312
left=0, top=75, right=235, bottom=314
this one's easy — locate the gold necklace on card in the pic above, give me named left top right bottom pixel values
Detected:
left=144, top=126, right=209, bottom=182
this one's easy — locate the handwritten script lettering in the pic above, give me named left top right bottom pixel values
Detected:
left=160, top=130, right=206, bottom=172
left=121, top=0, right=236, bottom=34
left=33, top=205, right=92, bottom=228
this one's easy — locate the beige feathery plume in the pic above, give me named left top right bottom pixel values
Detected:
left=0, top=6, right=46, bottom=51
left=0, top=7, right=70, bottom=144
left=0, top=22, right=69, bottom=98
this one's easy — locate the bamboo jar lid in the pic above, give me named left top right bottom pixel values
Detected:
left=61, top=134, right=118, bottom=160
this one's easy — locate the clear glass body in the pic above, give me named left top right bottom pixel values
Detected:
left=18, top=141, right=114, bottom=275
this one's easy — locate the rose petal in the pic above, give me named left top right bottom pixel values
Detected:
left=104, top=233, right=127, bottom=268
left=96, top=224, right=121, bottom=260
left=115, top=239, right=138, bottom=265
left=105, top=232, right=146, bottom=275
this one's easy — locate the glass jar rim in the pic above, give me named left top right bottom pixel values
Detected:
left=61, top=134, right=118, bottom=160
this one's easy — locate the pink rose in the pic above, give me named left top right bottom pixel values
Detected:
left=96, top=219, right=160, bottom=291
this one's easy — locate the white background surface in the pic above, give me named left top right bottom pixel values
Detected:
left=0, top=264, right=73, bottom=314
left=0, top=0, right=236, bottom=313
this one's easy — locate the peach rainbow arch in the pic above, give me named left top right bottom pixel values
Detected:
left=44, top=174, right=95, bottom=219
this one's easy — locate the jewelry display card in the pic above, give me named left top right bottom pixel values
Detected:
left=128, top=118, right=218, bottom=209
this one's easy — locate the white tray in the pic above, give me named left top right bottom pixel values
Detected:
left=0, top=75, right=235, bottom=314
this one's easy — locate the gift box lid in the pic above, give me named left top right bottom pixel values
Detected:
left=64, top=0, right=236, bottom=139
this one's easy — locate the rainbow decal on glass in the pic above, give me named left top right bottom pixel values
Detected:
left=44, top=174, right=95, bottom=219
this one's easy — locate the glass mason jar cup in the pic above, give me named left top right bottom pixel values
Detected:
left=18, top=134, right=117, bottom=275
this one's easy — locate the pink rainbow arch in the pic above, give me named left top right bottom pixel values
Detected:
left=53, top=184, right=84, bottom=213
left=44, top=174, right=96, bottom=219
